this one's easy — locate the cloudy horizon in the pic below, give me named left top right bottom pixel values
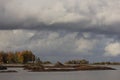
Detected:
left=0, top=0, right=120, bottom=62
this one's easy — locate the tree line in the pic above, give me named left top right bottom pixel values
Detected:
left=0, top=50, right=92, bottom=65
left=65, top=59, right=89, bottom=64
left=92, top=62, right=120, bottom=65
left=0, top=50, right=35, bottom=64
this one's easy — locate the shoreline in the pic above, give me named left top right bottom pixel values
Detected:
left=0, top=70, right=17, bottom=73
left=0, top=64, right=116, bottom=73
left=24, top=64, right=116, bottom=72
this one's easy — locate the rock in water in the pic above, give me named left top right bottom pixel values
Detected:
left=0, top=65, right=7, bottom=70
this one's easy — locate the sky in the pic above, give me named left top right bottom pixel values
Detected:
left=0, top=0, right=120, bottom=62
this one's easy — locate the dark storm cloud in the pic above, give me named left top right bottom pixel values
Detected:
left=0, top=0, right=120, bottom=36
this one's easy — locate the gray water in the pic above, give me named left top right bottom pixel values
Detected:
left=0, top=66, right=120, bottom=80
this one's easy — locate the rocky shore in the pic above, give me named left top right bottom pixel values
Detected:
left=0, top=65, right=17, bottom=73
left=0, top=65, right=7, bottom=70
left=75, top=65, right=115, bottom=70
left=24, top=62, right=116, bottom=72
left=0, top=70, right=17, bottom=73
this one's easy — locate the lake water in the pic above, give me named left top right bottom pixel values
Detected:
left=0, top=65, right=120, bottom=80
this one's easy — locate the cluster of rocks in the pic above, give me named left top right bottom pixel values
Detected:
left=24, top=62, right=116, bottom=72
left=0, top=65, right=7, bottom=70
left=0, top=64, right=17, bottom=73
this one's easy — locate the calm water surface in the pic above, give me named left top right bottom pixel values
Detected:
left=0, top=66, right=120, bottom=80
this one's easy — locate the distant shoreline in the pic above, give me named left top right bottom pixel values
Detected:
left=24, top=64, right=116, bottom=72
left=0, top=64, right=116, bottom=73
left=2, top=64, right=24, bottom=68
left=1, top=64, right=120, bottom=68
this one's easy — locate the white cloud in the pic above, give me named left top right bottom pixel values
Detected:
left=75, top=38, right=97, bottom=54
left=0, top=30, right=97, bottom=55
left=0, top=30, right=35, bottom=51
left=0, top=29, right=119, bottom=61
left=105, top=42, right=120, bottom=56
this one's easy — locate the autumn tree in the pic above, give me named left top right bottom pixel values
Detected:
left=21, top=50, right=35, bottom=63
left=15, top=51, right=24, bottom=63
left=0, top=51, right=8, bottom=64
left=0, top=51, right=4, bottom=64
left=7, top=52, right=16, bottom=63
left=0, top=50, right=35, bottom=64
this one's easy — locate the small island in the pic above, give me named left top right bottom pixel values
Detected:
left=24, top=62, right=115, bottom=72
left=0, top=50, right=116, bottom=72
